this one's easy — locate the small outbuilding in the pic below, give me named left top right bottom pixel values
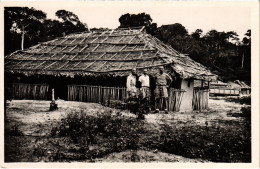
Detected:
left=5, top=27, right=217, bottom=112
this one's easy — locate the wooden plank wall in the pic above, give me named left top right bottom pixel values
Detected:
left=209, top=88, right=240, bottom=96
left=67, top=85, right=127, bottom=104
left=7, top=83, right=49, bottom=100
left=192, top=89, right=209, bottom=110
left=168, top=88, right=185, bottom=112
left=68, top=85, right=186, bottom=112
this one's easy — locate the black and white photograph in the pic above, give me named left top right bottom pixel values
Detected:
left=1, top=0, right=259, bottom=167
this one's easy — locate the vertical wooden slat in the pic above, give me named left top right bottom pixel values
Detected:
left=8, top=83, right=49, bottom=100
left=65, top=84, right=129, bottom=104
left=192, top=89, right=209, bottom=110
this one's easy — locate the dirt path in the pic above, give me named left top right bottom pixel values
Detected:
left=94, top=150, right=208, bottom=162
left=145, top=96, right=245, bottom=129
left=6, top=100, right=136, bottom=136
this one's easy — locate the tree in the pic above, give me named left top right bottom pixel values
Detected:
left=191, top=29, right=203, bottom=40
left=156, top=23, right=188, bottom=43
left=4, top=8, right=89, bottom=55
left=226, top=31, right=239, bottom=43
left=241, top=29, right=251, bottom=70
left=245, top=29, right=251, bottom=38
left=118, top=13, right=157, bottom=35
left=55, top=10, right=88, bottom=35
left=40, top=19, right=64, bottom=42
left=4, top=7, right=47, bottom=53
left=242, top=29, right=251, bottom=45
left=203, top=30, right=233, bottom=66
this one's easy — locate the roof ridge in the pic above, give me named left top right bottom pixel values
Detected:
left=87, top=26, right=145, bottom=33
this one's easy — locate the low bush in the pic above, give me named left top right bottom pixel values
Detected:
left=144, top=121, right=251, bottom=162
left=5, top=124, right=23, bottom=136
left=50, top=110, right=147, bottom=160
left=239, top=96, right=251, bottom=105
left=226, top=95, right=251, bottom=105
left=241, top=106, right=251, bottom=120
left=48, top=109, right=251, bottom=162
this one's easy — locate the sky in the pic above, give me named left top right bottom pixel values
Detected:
left=23, top=1, right=251, bottom=40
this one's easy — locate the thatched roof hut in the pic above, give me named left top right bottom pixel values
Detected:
left=5, top=27, right=217, bottom=111
left=5, top=27, right=216, bottom=81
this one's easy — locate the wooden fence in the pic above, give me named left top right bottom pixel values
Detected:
left=7, top=83, right=49, bottom=100
left=68, top=85, right=186, bottom=112
left=209, top=88, right=240, bottom=96
left=167, top=88, right=186, bottom=112
left=192, top=88, right=209, bottom=110
left=67, top=85, right=127, bottom=104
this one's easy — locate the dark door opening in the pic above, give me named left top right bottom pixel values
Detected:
left=48, top=77, right=68, bottom=100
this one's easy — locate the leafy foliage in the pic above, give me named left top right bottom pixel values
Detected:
left=4, top=7, right=88, bottom=55
left=4, top=7, right=251, bottom=81
left=48, top=110, right=146, bottom=160
left=225, top=95, right=251, bottom=105
left=241, top=106, right=251, bottom=121
left=55, top=10, right=88, bottom=35
left=5, top=124, right=23, bottom=136
left=156, top=23, right=188, bottom=41
left=118, top=12, right=251, bottom=81
left=146, top=121, right=251, bottom=162
left=4, top=7, right=47, bottom=54
left=119, top=13, right=157, bottom=35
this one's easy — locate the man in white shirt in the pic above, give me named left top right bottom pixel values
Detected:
left=138, top=68, right=150, bottom=100
left=126, top=68, right=137, bottom=98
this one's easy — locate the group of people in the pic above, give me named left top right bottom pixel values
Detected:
left=126, top=66, right=174, bottom=111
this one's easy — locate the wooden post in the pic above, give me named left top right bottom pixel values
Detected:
left=21, top=26, right=25, bottom=50
left=52, top=88, right=55, bottom=102
left=241, top=52, right=244, bottom=69
left=50, top=88, right=58, bottom=111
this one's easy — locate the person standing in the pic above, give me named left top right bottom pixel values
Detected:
left=126, top=68, right=137, bottom=98
left=155, top=66, right=173, bottom=112
left=138, top=68, right=150, bottom=102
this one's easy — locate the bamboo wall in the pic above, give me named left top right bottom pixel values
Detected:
left=192, top=89, right=209, bottom=110
left=167, top=88, right=185, bottom=112
left=7, top=83, right=49, bottom=100
left=68, top=85, right=186, bottom=112
left=67, top=85, right=127, bottom=104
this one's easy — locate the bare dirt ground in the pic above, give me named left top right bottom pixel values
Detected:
left=5, top=98, right=244, bottom=135
left=4, top=97, right=250, bottom=162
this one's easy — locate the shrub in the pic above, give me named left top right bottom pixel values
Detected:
left=241, top=106, right=251, bottom=119
left=51, top=110, right=99, bottom=143
left=5, top=124, right=23, bottom=136
left=226, top=95, right=251, bottom=105
left=46, top=109, right=250, bottom=162
left=144, top=121, right=251, bottom=162
left=238, top=96, right=251, bottom=105
left=50, top=109, right=147, bottom=160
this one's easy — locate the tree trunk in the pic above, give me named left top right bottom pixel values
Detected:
left=241, top=52, right=244, bottom=69
left=21, top=26, right=25, bottom=50
left=236, top=45, right=238, bottom=57
left=218, top=44, right=220, bottom=58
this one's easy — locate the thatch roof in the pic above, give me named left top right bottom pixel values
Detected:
left=5, top=27, right=217, bottom=81
left=228, top=80, right=251, bottom=89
